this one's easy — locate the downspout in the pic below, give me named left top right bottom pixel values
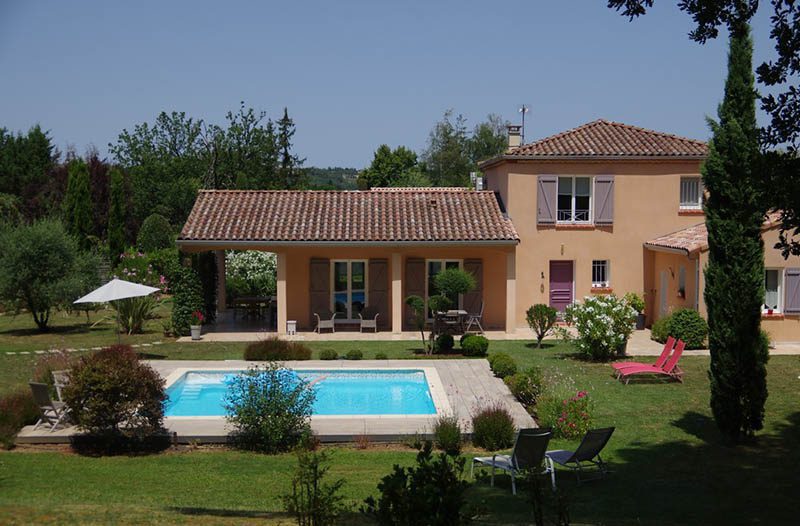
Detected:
left=694, top=257, right=700, bottom=311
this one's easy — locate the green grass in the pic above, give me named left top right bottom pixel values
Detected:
left=1, top=313, right=798, bottom=524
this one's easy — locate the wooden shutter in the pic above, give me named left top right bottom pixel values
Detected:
left=537, top=175, right=557, bottom=224
left=785, top=268, right=800, bottom=314
left=594, top=175, right=615, bottom=225
left=463, top=259, right=483, bottom=314
left=309, top=258, right=330, bottom=320
left=403, top=258, right=425, bottom=330
left=368, top=259, right=389, bottom=329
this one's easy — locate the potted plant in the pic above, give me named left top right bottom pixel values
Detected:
left=624, top=292, right=647, bottom=330
left=190, top=310, right=204, bottom=340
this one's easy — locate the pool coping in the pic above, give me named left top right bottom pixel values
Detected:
left=162, top=366, right=452, bottom=420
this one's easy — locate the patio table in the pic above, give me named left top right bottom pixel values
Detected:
left=232, top=296, right=272, bottom=320
left=435, top=310, right=468, bottom=335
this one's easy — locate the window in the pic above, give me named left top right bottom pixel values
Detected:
left=764, top=269, right=782, bottom=313
left=680, top=177, right=702, bottom=209
left=426, top=259, right=462, bottom=317
left=678, top=266, right=686, bottom=297
left=591, top=260, right=609, bottom=288
left=557, top=176, right=592, bottom=223
left=331, top=260, right=367, bottom=320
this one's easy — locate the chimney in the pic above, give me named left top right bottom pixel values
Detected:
left=506, top=125, right=522, bottom=150
left=470, top=171, right=484, bottom=191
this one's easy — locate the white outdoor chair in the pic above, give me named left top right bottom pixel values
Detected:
left=314, top=310, right=338, bottom=333
left=52, top=370, right=69, bottom=401
left=29, top=382, right=69, bottom=431
left=358, top=307, right=380, bottom=333
left=465, top=301, right=485, bottom=333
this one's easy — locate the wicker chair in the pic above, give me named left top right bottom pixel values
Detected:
left=358, top=307, right=380, bottom=333
left=314, top=310, right=338, bottom=333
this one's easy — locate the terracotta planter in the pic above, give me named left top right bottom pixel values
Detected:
left=190, top=325, right=202, bottom=340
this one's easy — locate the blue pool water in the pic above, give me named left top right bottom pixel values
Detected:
left=165, top=369, right=436, bottom=417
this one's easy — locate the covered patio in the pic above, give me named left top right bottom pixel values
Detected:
left=177, top=188, right=520, bottom=337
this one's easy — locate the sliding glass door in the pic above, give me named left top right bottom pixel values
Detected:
left=332, top=260, right=367, bottom=320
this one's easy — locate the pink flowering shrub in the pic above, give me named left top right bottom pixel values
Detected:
left=113, top=249, right=169, bottom=293
left=553, top=390, right=591, bottom=439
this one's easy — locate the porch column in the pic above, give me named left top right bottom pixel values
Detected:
left=506, top=251, right=516, bottom=334
left=215, top=250, right=226, bottom=312
left=391, top=253, right=402, bottom=333
left=277, top=252, right=287, bottom=334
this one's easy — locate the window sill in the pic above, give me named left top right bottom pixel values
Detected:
left=554, top=223, right=596, bottom=230
left=678, top=208, right=704, bottom=216
left=761, top=313, right=784, bottom=320
left=591, top=287, right=613, bottom=294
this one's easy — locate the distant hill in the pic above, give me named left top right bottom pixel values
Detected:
left=303, top=167, right=359, bottom=190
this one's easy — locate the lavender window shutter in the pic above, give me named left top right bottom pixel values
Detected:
left=537, top=176, right=557, bottom=224
left=594, top=176, right=615, bottom=225
left=785, top=268, right=800, bottom=314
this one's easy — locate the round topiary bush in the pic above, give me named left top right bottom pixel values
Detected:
left=666, top=308, right=708, bottom=349
left=471, top=403, right=516, bottom=450
left=461, top=335, right=489, bottom=356
left=504, top=366, right=544, bottom=408
left=434, top=334, right=455, bottom=354
left=136, top=213, right=173, bottom=252
left=345, top=349, right=363, bottom=360
left=374, top=352, right=388, bottom=360
left=488, top=353, right=517, bottom=378
left=651, top=316, right=671, bottom=343
left=319, top=349, right=338, bottom=360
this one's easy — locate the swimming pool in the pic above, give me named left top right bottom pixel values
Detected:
left=165, top=369, right=438, bottom=417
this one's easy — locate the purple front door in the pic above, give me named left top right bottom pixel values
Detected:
left=549, top=261, right=574, bottom=312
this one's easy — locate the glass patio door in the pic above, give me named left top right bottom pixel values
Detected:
left=332, top=260, right=366, bottom=320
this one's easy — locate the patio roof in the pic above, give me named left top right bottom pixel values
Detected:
left=178, top=188, right=519, bottom=246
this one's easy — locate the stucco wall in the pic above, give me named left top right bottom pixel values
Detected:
left=650, top=251, right=701, bottom=321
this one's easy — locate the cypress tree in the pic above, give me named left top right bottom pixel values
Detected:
left=107, top=167, right=127, bottom=263
left=704, top=18, right=769, bottom=443
left=277, top=108, right=304, bottom=189
left=64, top=159, right=93, bottom=250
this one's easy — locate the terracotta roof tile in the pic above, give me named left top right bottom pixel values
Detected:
left=178, top=189, right=519, bottom=244
left=646, top=212, right=783, bottom=255
left=507, top=119, right=708, bottom=158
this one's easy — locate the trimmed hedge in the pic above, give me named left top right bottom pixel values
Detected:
left=374, top=352, right=388, bottom=360
left=504, top=366, right=544, bottom=408
left=651, top=309, right=708, bottom=350
left=244, top=337, right=312, bottom=361
left=488, top=353, right=517, bottom=378
left=461, top=335, right=489, bottom=357
left=319, top=349, right=338, bottom=360
left=345, top=349, right=363, bottom=360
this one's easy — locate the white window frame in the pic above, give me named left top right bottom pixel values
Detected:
left=425, top=259, right=463, bottom=320
left=557, top=176, right=593, bottom=224
left=330, top=259, right=368, bottom=322
left=680, top=177, right=703, bottom=209
left=591, top=260, right=610, bottom=288
left=763, top=268, right=783, bottom=313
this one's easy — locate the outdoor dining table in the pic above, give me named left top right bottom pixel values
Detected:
left=435, top=309, right=468, bottom=334
left=232, top=296, right=272, bottom=320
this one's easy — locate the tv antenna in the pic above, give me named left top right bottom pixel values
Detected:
left=518, top=105, right=530, bottom=144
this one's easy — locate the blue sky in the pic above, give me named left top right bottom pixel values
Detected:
left=0, top=1, right=775, bottom=168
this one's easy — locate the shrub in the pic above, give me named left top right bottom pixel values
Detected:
left=488, top=353, right=517, bottom=378
left=433, top=268, right=477, bottom=300
left=0, top=390, right=39, bottom=449
left=374, top=352, right=388, bottom=360
left=114, top=249, right=163, bottom=289
left=651, top=316, right=670, bottom=343
left=226, top=250, right=277, bottom=299
left=432, top=415, right=462, bottom=456
left=362, top=442, right=472, bottom=525
left=319, top=349, right=338, bottom=360
left=504, top=366, right=544, bottom=408
left=113, top=295, right=157, bottom=334
left=624, top=292, right=646, bottom=314
left=667, top=308, right=708, bottom=349
left=283, top=450, right=346, bottom=526
left=345, top=349, right=363, bottom=360
left=244, top=337, right=312, bottom=361
left=471, top=403, right=516, bottom=450
left=63, top=345, right=166, bottom=439
left=170, top=266, right=204, bottom=335
left=565, top=294, right=637, bottom=361
left=461, top=334, right=489, bottom=356
left=147, top=248, right=180, bottom=287
left=551, top=390, right=591, bottom=439
left=526, top=304, right=558, bottom=348
left=225, top=364, right=316, bottom=453
left=136, top=213, right=173, bottom=252
left=434, top=334, right=454, bottom=354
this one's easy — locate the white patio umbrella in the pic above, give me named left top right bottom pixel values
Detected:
left=74, top=278, right=160, bottom=343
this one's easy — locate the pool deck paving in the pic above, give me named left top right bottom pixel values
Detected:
left=16, top=359, right=534, bottom=444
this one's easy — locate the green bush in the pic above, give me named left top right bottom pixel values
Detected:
left=374, top=352, right=388, bottom=360
left=115, top=249, right=162, bottom=288
left=319, top=349, right=338, bottom=360
left=667, top=308, right=708, bottom=349
left=136, top=213, right=173, bottom=252
left=526, top=304, right=558, bottom=348
left=244, top=337, right=312, bottom=361
left=504, top=366, right=544, bottom=408
left=171, top=266, right=204, bottom=335
left=147, top=248, right=180, bottom=285
left=488, top=353, right=517, bottom=378
left=113, top=295, right=157, bottom=334
left=434, top=334, right=454, bottom=354
left=225, top=251, right=277, bottom=299
left=565, top=294, right=637, bottom=361
left=651, top=316, right=670, bottom=343
left=624, top=292, right=646, bottom=314
left=362, top=442, right=472, bottom=525
left=432, top=415, right=462, bottom=456
left=0, top=389, right=39, bottom=449
left=471, top=403, right=516, bottom=450
left=345, top=349, right=363, bottom=360
left=461, top=334, right=489, bottom=356
left=63, top=345, right=166, bottom=439
left=283, top=450, right=346, bottom=526
left=225, top=364, right=315, bottom=453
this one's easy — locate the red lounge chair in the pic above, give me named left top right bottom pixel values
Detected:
left=618, top=340, right=685, bottom=384
left=611, top=336, right=675, bottom=378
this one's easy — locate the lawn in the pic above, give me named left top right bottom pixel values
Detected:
left=1, top=310, right=798, bottom=524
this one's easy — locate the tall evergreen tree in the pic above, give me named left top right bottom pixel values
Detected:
left=277, top=108, right=304, bottom=189
left=107, top=167, right=127, bottom=263
left=63, top=158, right=93, bottom=250
left=704, top=17, right=769, bottom=443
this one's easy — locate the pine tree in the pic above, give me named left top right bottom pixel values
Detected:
left=107, top=167, right=127, bottom=263
left=277, top=108, right=304, bottom=189
left=63, top=158, right=93, bottom=250
left=704, top=18, right=769, bottom=443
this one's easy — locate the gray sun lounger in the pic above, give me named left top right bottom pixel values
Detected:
left=472, top=427, right=556, bottom=495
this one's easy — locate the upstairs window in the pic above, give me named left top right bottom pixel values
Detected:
left=558, top=176, right=592, bottom=223
left=764, top=269, right=782, bottom=313
left=592, top=260, right=610, bottom=288
left=680, top=177, right=702, bottom=209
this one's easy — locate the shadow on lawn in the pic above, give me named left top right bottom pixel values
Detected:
left=170, top=507, right=371, bottom=524
left=524, top=341, right=561, bottom=350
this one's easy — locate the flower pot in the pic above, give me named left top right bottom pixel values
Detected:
left=635, top=313, right=646, bottom=330
left=190, top=325, right=202, bottom=340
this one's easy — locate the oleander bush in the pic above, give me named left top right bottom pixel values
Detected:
left=565, top=294, right=637, bottom=361
left=488, top=352, right=517, bottom=378
left=244, top=337, right=312, bottom=361
left=432, top=414, right=462, bottom=456
left=461, top=334, right=489, bottom=356
left=0, top=390, right=39, bottom=449
left=319, top=349, right=338, bottom=360
left=345, top=349, right=363, bottom=360
left=471, top=403, right=516, bottom=450
left=434, top=333, right=454, bottom=354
